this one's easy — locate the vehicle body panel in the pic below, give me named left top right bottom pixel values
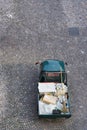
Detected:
left=40, top=60, right=65, bottom=72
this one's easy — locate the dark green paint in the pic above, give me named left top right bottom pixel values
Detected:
left=41, top=60, right=65, bottom=72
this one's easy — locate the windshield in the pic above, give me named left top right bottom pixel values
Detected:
left=46, top=72, right=66, bottom=83
left=40, top=72, right=67, bottom=84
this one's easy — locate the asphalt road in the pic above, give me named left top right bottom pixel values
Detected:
left=0, top=0, right=87, bottom=130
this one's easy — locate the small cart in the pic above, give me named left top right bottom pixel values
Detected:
left=37, top=60, right=71, bottom=118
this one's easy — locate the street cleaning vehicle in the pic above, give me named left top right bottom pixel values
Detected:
left=37, top=59, right=71, bottom=118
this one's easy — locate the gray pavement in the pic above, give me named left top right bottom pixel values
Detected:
left=0, top=0, right=87, bottom=130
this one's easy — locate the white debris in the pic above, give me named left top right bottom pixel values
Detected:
left=39, top=101, right=56, bottom=114
left=67, top=40, right=70, bottom=43
left=7, top=13, right=13, bottom=19
left=79, top=105, right=83, bottom=108
left=67, top=70, right=70, bottom=73
left=38, top=82, right=56, bottom=93
left=80, top=50, right=85, bottom=54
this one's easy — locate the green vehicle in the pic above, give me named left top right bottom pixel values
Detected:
left=37, top=60, right=71, bottom=118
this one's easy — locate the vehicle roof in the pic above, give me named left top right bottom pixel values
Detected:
left=41, top=60, right=65, bottom=72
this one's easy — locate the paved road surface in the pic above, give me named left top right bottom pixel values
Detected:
left=0, top=0, right=87, bottom=130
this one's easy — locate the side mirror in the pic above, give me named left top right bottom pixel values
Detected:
left=65, top=62, right=68, bottom=66
left=35, top=61, right=41, bottom=65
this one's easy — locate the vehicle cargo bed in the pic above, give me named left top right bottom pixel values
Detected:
left=38, top=82, right=71, bottom=118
